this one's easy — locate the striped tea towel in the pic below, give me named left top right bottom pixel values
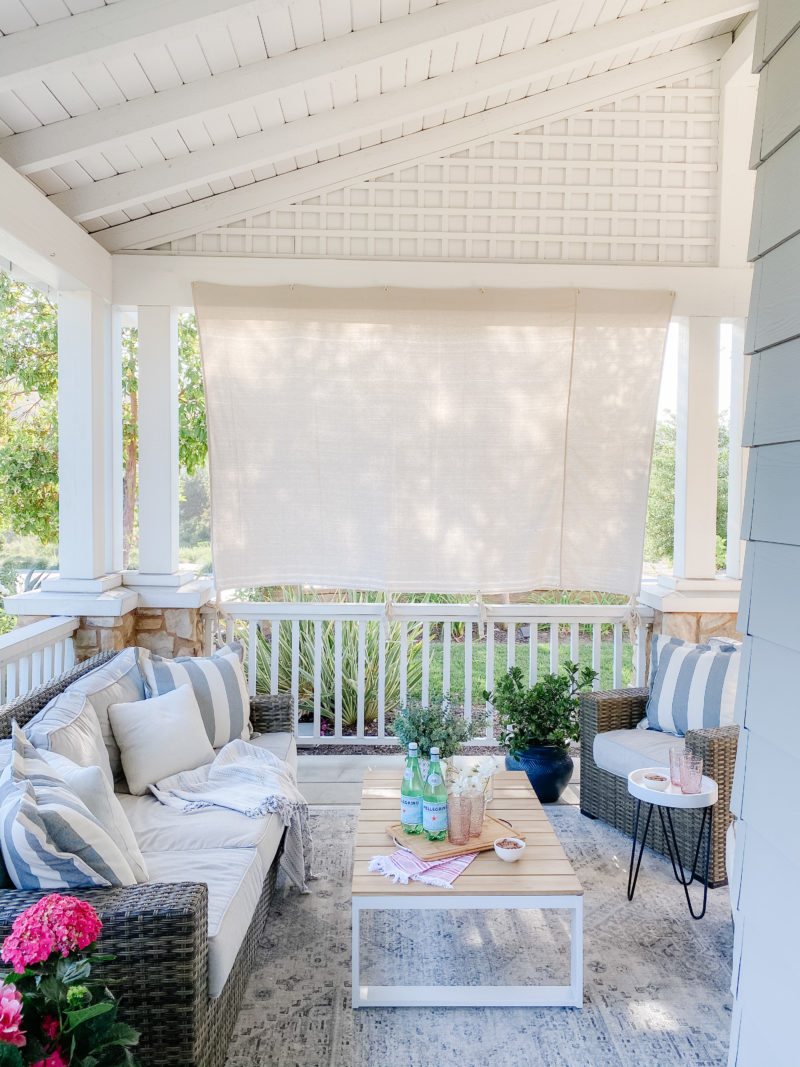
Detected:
left=368, top=848, right=478, bottom=889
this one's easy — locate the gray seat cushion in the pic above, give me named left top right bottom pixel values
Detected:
left=143, top=847, right=263, bottom=998
left=593, top=727, right=683, bottom=779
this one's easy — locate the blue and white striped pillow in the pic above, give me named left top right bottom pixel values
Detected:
left=141, top=643, right=250, bottom=748
left=646, top=634, right=740, bottom=737
left=0, top=722, right=137, bottom=889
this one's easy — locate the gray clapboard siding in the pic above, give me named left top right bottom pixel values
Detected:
left=743, top=442, right=800, bottom=544
left=748, top=129, right=800, bottom=259
left=739, top=731, right=800, bottom=860
left=738, top=636, right=800, bottom=754
left=742, top=340, right=800, bottom=445
left=753, top=0, right=800, bottom=72
left=749, top=20, right=800, bottom=164
left=744, top=232, right=800, bottom=353
left=739, top=541, right=800, bottom=653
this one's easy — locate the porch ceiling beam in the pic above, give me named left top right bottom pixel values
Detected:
left=0, top=156, right=110, bottom=296
left=0, top=0, right=275, bottom=95
left=94, top=37, right=731, bottom=252
left=53, top=0, right=753, bottom=224
left=0, top=0, right=566, bottom=175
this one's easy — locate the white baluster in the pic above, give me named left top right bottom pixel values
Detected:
left=400, top=621, right=408, bottom=708
left=550, top=624, right=559, bottom=674
left=464, top=622, right=473, bottom=721
left=377, top=617, right=386, bottom=740
left=529, top=624, right=538, bottom=686
left=422, top=622, right=430, bottom=708
left=357, top=619, right=366, bottom=737
left=270, top=620, right=279, bottom=695
left=613, top=622, right=623, bottom=689
left=291, top=620, right=300, bottom=729
left=507, top=623, right=516, bottom=671
left=334, top=619, right=343, bottom=737
left=443, top=622, right=451, bottom=699
left=314, top=620, right=322, bottom=738
left=248, top=621, right=258, bottom=697
left=592, top=624, right=602, bottom=691
left=570, top=623, right=579, bottom=665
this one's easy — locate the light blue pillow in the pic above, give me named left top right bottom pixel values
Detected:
left=646, top=634, right=740, bottom=737
left=0, top=722, right=137, bottom=889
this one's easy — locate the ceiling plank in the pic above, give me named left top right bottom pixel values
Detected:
left=94, top=37, right=731, bottom=252
left=52, top=0, right=752, bottom=222
left=1, top=0, right=567, bottom=174
left=0, top=0, right=276, bottom=95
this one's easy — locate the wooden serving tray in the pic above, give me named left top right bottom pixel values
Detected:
left=385, top=813, right=525, bottom=862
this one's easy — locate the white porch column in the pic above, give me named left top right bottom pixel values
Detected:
left=725, top=320, right=748, bottom=579
left=136, top=305, right=179, bottom=577
left=54, top=289, right=117, bottom=584
left=673, top=316, right=720, bottom=580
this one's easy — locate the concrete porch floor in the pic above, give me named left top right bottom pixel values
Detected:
left=297, top=752, right=581, bottom=806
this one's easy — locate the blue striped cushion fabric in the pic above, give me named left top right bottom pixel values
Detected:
left=0, top=722, right=137, bottom=890
left=645, top=634, right=740, bottom=737
left=141, top=643, right=250, bottom=748
left=26, top=688, right=114, bottom=786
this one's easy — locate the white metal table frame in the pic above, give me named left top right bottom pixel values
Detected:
left=351, top=891, right=583, bottom=1008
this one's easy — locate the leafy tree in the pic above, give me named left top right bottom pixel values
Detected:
left=0, top=270, right=208, bottom=567
left=644, top=410, right=730, bottom=568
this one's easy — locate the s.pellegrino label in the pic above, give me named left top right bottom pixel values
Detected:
left=400, top=742, right=424, bottom=835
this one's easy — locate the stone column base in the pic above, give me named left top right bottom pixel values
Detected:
left=72, top=606, right=208, bottom=661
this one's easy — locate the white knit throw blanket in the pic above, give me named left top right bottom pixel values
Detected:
left=150, top=739, right=312, bottom=892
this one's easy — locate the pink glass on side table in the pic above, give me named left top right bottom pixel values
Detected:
left=680, top=753, right=703, bottom=794
left=669, top=745, right=683, bottom=789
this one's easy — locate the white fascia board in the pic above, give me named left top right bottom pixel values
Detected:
left=95, top=37, right=732, bottom=252
left=0, top=0, right=566, bottom=174
left=0, top=0, right=276, bottom=94
left=0, top=157, right=110, bottom=297
left=111, top=255, right=754, bottom=319
left=52, top=0, right=753, bottom=223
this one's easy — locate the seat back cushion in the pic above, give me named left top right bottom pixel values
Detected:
left=109, top=684, right=216, bottom=796
left=62, top=647, right=148, bottom=782
left=26, top=689, right=114, bottom=786
left=40, top=749, right=148, bottom=883
left=0, top=723, right=137, bottom=889
left=140, top=642, right=250, bottom=748
left=646, top=634, right=740, bottom=736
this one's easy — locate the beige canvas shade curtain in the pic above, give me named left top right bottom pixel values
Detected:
left=193, top=283, right=673, bottom=595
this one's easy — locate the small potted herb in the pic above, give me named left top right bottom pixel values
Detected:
left=390, top=698, right=485, bottom=777
left=484, top=661, right=597, bottom=802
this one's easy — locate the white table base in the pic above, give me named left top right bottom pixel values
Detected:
left=351, top=893, right=583, bottom=1008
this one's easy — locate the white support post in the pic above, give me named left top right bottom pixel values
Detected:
left=673, top=317, right=720, bottom=580
left=726, top=320, right=748, bottom=579
left=106, top=308, right=124, bottom=575
left=55, top=290, right=113, bottom=582
left=136, top=305, right=179, bottom=577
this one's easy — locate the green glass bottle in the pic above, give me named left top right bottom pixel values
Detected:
left=400, top=741, right=424, bottom=835
left=422, top=746, right=448, bottom=841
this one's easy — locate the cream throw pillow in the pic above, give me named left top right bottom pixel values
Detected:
left=109, top=684, right=215, bottom=796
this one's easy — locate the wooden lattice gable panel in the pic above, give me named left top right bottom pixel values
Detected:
left=156, top=68, right=719, bottom=265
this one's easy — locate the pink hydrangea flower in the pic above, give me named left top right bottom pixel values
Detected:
left=0, top=984, right=26, bottom=1048
left=41, top=1015, right=60, bottom=1041
left=1, top=895, right=102, bottom=973
left=32, top=1050, right=68, bottom=1067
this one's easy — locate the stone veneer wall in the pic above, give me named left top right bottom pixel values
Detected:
left=15, top=608, right=208, bottom=662
left=652, top=610, right=741, bottom=643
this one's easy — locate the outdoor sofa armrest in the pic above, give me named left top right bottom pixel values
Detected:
left=0, top=881, right=209, bottom=1064
left=250, top=693, right=295, bottom=734
left=579, top=687, right=649, bottom=740
left=685, top=723, right=739, bottom=806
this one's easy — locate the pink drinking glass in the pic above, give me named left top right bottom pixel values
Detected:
left=669, top=745, right=683, bottom=788
left=680, top=753, right=703, bottom=794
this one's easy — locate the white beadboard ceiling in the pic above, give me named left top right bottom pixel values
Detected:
left=0, top=0, right=754, bottom=262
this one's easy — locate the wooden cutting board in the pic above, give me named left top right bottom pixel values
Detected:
left=384, top=813, right=526, bottom=861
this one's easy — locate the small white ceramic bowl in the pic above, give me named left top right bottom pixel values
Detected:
left=642, top=771, right=669, bottom=792
left=494, top=837, right=526, bottom=862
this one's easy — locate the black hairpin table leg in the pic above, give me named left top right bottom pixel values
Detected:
left=627, top=799, right=654, bottom=902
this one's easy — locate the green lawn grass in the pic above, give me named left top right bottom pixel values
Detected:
left=414, top=638, right=633, bottom=705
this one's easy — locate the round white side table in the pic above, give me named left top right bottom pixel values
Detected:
left=626, top=767, right=718, bottom=920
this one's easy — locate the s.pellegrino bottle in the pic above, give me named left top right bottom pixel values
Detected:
left=400, top=742, right=424, bottom=835
left=423, top=746, right=448, bottom=841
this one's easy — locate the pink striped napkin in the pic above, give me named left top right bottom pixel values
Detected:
left=368, top=847, right=478, bottom=889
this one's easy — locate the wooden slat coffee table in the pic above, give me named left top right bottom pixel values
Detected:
left=351, top=768, right=583, bottom=1008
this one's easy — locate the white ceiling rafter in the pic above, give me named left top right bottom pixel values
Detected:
left=0, top=0, right=567, bottom=174
left=94, top=37, right=731, bottom=252
left=49, top=0, right=751, bottom=223
left=0, top=0, right=282, bottom=94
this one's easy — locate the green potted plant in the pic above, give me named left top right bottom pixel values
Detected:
left=484, top=661, right=597, bottom=803
left=390, top=697, right=485, bottom=776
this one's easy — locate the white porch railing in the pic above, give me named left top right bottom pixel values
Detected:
left=215, top=601, right=653, bottom=746
left=0, top=616, right=78, bottom=705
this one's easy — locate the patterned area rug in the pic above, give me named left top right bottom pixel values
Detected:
left=225, top=806, right=732, bottom=1067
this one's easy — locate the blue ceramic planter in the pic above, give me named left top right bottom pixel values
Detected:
left=505, top=745, right=574, bottom=804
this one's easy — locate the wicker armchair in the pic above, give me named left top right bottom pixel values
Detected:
left=578, top=687, right=738, bottom=888
left=0, top=653, right=295, bottom=1067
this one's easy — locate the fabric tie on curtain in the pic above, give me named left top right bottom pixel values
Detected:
left=193, top=284, right=673, bottom=596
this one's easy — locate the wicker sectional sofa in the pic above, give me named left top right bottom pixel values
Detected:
left=0, top=651, right=297, bottom=1067
left=579, top=687, right=738, bottom=888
